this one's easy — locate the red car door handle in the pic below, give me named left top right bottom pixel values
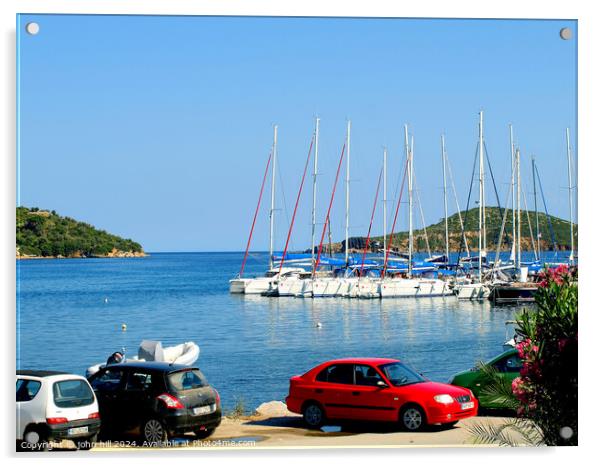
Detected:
left=352, top=391, right=360, bottom=396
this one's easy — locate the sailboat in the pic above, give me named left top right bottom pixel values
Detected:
left=456, top=111, right=491, bottom=300
left=270, top=123, right=318, bottom=297
left=311, top=121, right=353, bottom=297
left=353, top=149, right=385, bottom=299
left=488, top=142, right=538, bottom=303
left=379, top=125, right=452, bottom=298
left=230, top=126, right=305, bottom=294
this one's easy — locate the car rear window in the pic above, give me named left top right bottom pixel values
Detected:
left=53, top=379, right=95, bottom=408
left=168, top=369, right=208, bottom=391
left=16, top=379, right=41, bottom=402
left=90, top=368, right=124, bottom=391
left=316, top=364, right=354, bottom=384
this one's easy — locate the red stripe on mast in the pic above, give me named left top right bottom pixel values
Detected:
left=382, top=159, right=409, bottom=277
left=313, top=142, right=346, bottom=276
left=360, top=168, right=383, bottom=275
left=278, top=136, right=315, bottom=273
left=238, top=150, right=273, bottom=277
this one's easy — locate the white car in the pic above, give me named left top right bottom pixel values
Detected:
left=16, top=370, right=101, bottom=451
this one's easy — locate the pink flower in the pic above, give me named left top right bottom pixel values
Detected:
left=511, top=377, right=522, bottom=392
left=511, top=377, right=529, bottom=401
left=516, top=339, right=531, bottom=359
left=555, top=264, right=569, bottom=274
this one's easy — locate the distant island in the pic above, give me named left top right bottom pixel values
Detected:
left=307, top=206, right=578, bottom=254
left=16, top=207, right=146, bottom=259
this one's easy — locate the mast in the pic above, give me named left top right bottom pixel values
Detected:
left=516, top=148, right=521, bottom=270
left=532, top=155, right=540, bottom=260
left=481, top=113, right=487, bottom=265
left=345, top=120, right=351, bottom=265
left=406, top=125, right=413, bottom=277
left=383, top=147, right=387, bottom=265
left=441, top=134, right=449, bottom=262
left=566, top=128, right=575, bottom=264
left=311, top=117, right=320, bottom=268
left=478, top=111, right=484, bottom=282
left=269, top=125, right=278, bottom=269
left=510, top=124, right=516, bottom=265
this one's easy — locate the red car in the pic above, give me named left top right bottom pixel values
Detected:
left=286, top=358, right=478, bottom=431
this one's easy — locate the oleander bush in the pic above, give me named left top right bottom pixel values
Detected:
left=470, top=265, right=578, bottom=446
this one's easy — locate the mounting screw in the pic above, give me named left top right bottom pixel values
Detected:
left=25, top=22, right=40, bottom=35
left=559, top=27, right=572, bottom=40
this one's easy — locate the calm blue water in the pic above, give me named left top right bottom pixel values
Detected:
left=16, top=251, right=564, bottom=411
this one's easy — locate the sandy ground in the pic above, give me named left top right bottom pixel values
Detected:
left=77, top=401, right=525, bottom=451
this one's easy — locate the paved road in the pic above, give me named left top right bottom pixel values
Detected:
left=90, top=413, right=521, bottom=450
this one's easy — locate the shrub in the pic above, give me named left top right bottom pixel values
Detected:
left=511, top=265, right=578, bottom=445
left=470, top=265, right=577, bottom=446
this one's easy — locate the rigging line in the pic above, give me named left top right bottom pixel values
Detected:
left=278, top=135, right=315, bottom=273
left=535, top=163, right=558, bottom=252
left=389, top=150, right=405, bottom=222
left=445, top=151, right=471, bottom=256
left=412, top=176, right=432, bottom=257
left=382, top=159, right=409, bottom=277
left=276, top=154, right=292, bottom=250
left=454, top=142, right=479, bottom=273
left=532, top=157, right=541, bottom=260
left=327, top=217, right=333, bottom=258
left=245, top=251, right=266, bottom=268
left=314, top=141, right=347, bottom=276
left=494, top=174, right=514, bottom=266
left=360, top=168, right=383, bottom=275
left=239, top=150, right=273, bottom=277
left=520, top=186, right=538, bottom=255
left=483, top=142, right=512, bottom=249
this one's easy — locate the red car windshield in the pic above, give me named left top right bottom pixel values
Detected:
left=379, top=362, right=425, bottom=387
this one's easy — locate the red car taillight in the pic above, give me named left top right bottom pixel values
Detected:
left=88, top=412, right=100, bottom=419
left=157, top=393, right=184, bottom=409
left=47, top=417, right=68, bottom=425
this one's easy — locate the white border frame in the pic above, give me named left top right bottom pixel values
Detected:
left=2, top=1, right=598, bottom=464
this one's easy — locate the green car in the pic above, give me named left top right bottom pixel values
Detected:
left=448, top=349, right=523, bottom=409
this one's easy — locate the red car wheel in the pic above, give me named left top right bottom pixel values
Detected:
left=303, top=402, right=325, bottom=429
left=400, top=404, right=426, bottom=431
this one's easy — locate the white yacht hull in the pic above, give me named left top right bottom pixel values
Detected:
left=455, top=283, right=491, bottom=300
left=357, top=278, right=381, bottom=299
left=242, top=277, right=276, bottom=295
left=380, top=278, right=452, bottom=298
left=277, top=277, right=310, bottom=297
left=312, top=278, right=345, bottom=297
left=229, top=278, right=251, bottom=294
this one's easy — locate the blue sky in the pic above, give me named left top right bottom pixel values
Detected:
left=17, top=15, right=577, bottom=252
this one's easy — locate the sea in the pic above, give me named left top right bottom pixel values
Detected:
left=16, top=251, right=566, bottom=412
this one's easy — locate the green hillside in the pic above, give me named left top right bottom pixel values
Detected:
left=16, top=207, right=145, bottom=258
left=352, top=206, right=577, bottom=253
